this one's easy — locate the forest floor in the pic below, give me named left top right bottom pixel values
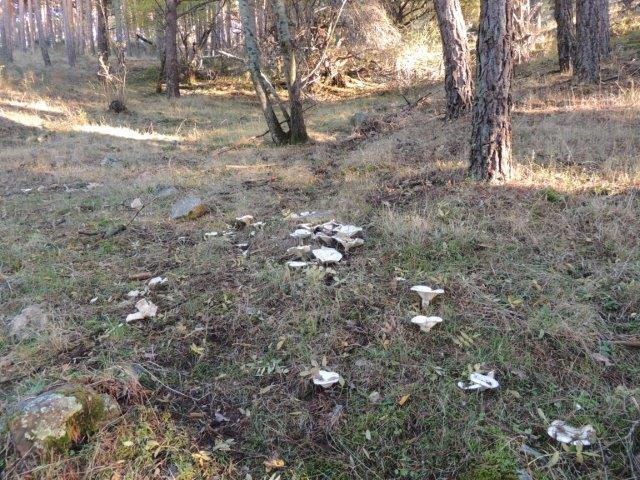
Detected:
left=1, top=24, right=640, bottom=480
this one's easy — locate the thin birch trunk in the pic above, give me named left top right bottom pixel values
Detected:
left=272, top=0, right=307, bottom=143
left=238, top=0, right=288, bottom=144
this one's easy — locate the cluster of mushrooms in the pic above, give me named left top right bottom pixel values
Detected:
left=228, top=215, right=597, bottom=445
left=124, top=276, right=167, bottom=322
left=285, top=219, right=365, bottom=270
left=408, top=285, right=500, bottom=393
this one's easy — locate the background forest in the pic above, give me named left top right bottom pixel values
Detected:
left=0, top=0, right=640, bottom=479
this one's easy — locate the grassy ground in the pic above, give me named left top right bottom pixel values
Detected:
left=1, top=27, right=640, bottom=480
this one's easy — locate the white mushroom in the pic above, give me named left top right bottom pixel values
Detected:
left=148, top=276, right=168, bottom=289
left=312, top=370, right=340, bottom=388
left=312, top=247, right=343, bottom=264
left=410, top=315, right=443, bottom=332
left=126, top=299, right=158, bottom=322
left=235, top=215, right=254, bottom=227
left=290, top=228, right=313, bottom=245
left=130, top=197, right=144, bottom=210
left=334, top=224, right=363, bottom=238
left=286, top=261, right=309, bottom=269
left=457, top=371, right=499, bottom=392
left=333, top=235, right=364, bottom=252
left=204, top=231, right=219, bottom=239
left=410, top=285, right=445, bottom=309
left=287, top=245, right=312, bottom=258
left=314, top=232, right=336, bottom=246
left=316, top=221, right=340, bottom=235
left=547, top=420, right=596, bottom=446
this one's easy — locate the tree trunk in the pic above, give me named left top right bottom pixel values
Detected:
left=18, top=0, right=25, bottom=51
left=434, top=0, right=473, bottom=119
left=2, top=0, right=14, bottom=62
left=272, top=0, right=308, bottom=143
left=44, top=0, right=53, bottom=43
left=62, top=0, right=76, bottom=65
left=597, top=0, right=609, bottom=57
left=164, top=0, right=180, bottom=98
left=224, top=0, right=231, bottom=47
left=554, top=0, right=574, bottom=72
left=574, top=0, right=599, bottom=83
left=76, top=0, right=86, bottom=55
left=112, top=0, right=124, bottom=43
left=86, top=0, right=95, bottom=54
left=33, top=0, right=51, bottom=65
left=27, top=0, right=35, bottom=50
left=155, top=21, right=165, bottom=92
left=238, top=0, right=288, bottom=144
left=469, top=0, right=514, bottom=181
left=96, top=0, right=109, bottom=62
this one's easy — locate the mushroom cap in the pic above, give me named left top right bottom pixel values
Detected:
left=335, top=224, right=363, bottom=238
left=148, top=276, right=168, bottom=287
left=457, top=371, right=499, bottom=392
left=547, top=420, right=596, bottom=446
left=312, top=247, right=343, bottom=264
left=316, top=221, right=340, bottom=235
left=410, top=285, right=445, bottom=295
left=235, top=215, right=254, bottom=225
left=290, top=228, right=313, bottom=239
left=314, top=233, right=336, bottom=246
left=410, top=315, right=443, bottom=332
left=410, top=285, right=445, bottom=307
left=334, top=236, right=364, bottom=251
left=312, top=370, right=340, bottom=388
left=286, top=261, right=309, bottom=269
left=126, top=299, right=158, bottom=322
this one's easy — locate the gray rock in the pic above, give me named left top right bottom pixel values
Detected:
left=9, top=305, right=49, bottom=340
left=171, top=196, right=206, bottom=220
left=100, top=156, right=121, bottom=168
left=8, top=384, right=121, bottom=456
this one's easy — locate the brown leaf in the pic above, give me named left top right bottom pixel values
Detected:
left=264, top=458, right=285, bottom=472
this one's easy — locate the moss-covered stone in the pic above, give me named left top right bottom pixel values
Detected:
left=8, top=383, right=120, bottom=456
